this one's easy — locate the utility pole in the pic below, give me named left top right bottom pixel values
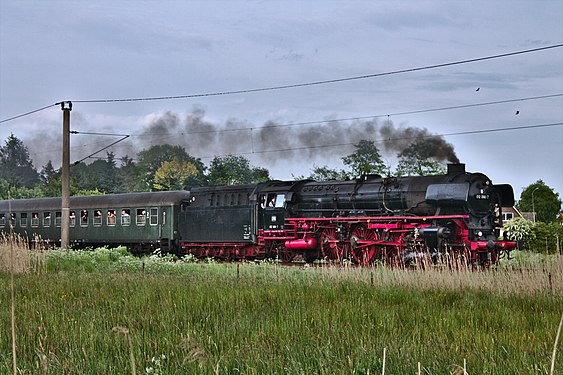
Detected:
left=61, top=101, right=72, bottom=249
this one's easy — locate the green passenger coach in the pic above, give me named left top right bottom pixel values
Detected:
left=0, top=191, right=191, bottom=254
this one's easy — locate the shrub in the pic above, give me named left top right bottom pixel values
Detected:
left=504, top=218, right=562, bottom=254
left=527, top=221, right=563, bottom=254
left=503, top=217, right=534, bottom=241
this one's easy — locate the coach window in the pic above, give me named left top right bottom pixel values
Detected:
left=10, top=213, right=16, bottom=227
left=93, top=210, right=102, bottom=227
left=107, top=209, right=116, bottom=226
left=0, top=213, right=5, bottom=228
left=150, top=208, right=158, bottom=226
left=55, top=212, right=61, bottom=227
left=31, top=213, right=39, bottom=227
left=43, top=212, right=51, bottom=227
left=70, top=211, right=76, bottom=227
left=136, top=209, right=146, bottom=226
left=80, top=210, right=88, bottom=227
left=121, top=209, right=131, bottom=226
left=20, top=213, right=28, bottom=228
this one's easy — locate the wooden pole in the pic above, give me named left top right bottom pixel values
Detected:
left=61, top=101, right=72, bottom=250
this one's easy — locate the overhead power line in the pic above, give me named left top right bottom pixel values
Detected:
left=1, top=44, right=561, bottom=124
left=132, top=93, right=563, bottom=137
left=70, top=130, right=131, bottom=164
left=27, top=120, right=563, bottom=165
left=26, top=93, right=563, bottom=164
left=73, top=44, right=563, bottom=104
left=0, top=103, right=59, bottom=124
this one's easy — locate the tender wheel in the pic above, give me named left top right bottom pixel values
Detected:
left=350, top=225, right=378, bottom=265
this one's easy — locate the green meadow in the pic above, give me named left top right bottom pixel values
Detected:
left=1, top=247, right=562, bottom=374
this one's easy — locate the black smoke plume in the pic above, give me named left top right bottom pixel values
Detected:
left=378, top=120, right=459, bottom=163
left=25, top=108, right=459, bottom=169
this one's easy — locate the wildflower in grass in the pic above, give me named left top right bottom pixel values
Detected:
left=145, top=354, right=166, bottom=374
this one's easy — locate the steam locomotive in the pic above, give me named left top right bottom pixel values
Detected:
left=0, top=164, right=517, bottom=266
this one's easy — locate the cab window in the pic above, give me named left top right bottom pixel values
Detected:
left=274, top=194, right=285, bottom=208
left=261, top=193, right=285, bottom=208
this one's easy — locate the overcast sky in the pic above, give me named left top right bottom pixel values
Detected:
left=0, top=0, right=562, bottom=200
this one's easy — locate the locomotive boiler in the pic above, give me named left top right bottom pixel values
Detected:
left=276, top=163, right=515, bottom=265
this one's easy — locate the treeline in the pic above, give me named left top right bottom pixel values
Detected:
left=0, top=134, right=448, bottom=199
left=0, top=135, right=270, bottom=199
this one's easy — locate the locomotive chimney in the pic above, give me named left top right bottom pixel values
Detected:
left=447, top=163, right=465, bottom=175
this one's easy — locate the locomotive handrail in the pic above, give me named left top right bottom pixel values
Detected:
left=285, top=215, right=470, bottom=223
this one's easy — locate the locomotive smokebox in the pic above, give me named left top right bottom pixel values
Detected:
left=447, top=163, right=466, bottom=175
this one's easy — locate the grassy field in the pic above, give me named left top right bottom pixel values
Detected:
left=1, top=246, right=562, bottom=374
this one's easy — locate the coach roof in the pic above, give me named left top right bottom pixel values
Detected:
left=0, top=190, right=191, bottom=211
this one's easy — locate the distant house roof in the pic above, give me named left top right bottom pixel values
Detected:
left=502, top=206, right=523, bottom=218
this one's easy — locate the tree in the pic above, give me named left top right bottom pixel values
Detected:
left=68, top=153, right=120, bottom=194
left=116, top=155, right=138, bottom=192
left=39, top=160, right=57, bottom=185
left=207, top=155, right=270, bottom=185
left=0, top=134, right=39, bottom=188
left=504, top=218, right=563, bottom=254
left=342, top=140, right=387, bottom=177
left=249, top=167, right=270, bottom=184
left=517, top=180, right=561, bottom=223
left=39, top=160, right=62, bottom=197
left=0, top=179, right=43, bottom=199
left=396, top=139, right=446, bottom=176
left=526, top=221, right=563, bottom=254
left=153, top=157, right=199, bottom=191
left=136, top=145, right=205, bottom=190
left=304, top=165, right=349, bottom=181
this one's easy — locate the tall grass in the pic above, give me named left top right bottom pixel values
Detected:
left=0, top=234, right=47, bottom=375
left=0, top=234, right=46, bottom=275
left=1, top=245, right=561, bottom=374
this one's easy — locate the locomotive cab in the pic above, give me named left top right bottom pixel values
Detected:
left=255, top=180, right=303, bottom=231
left=259, top=192, right=287, bottom=230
